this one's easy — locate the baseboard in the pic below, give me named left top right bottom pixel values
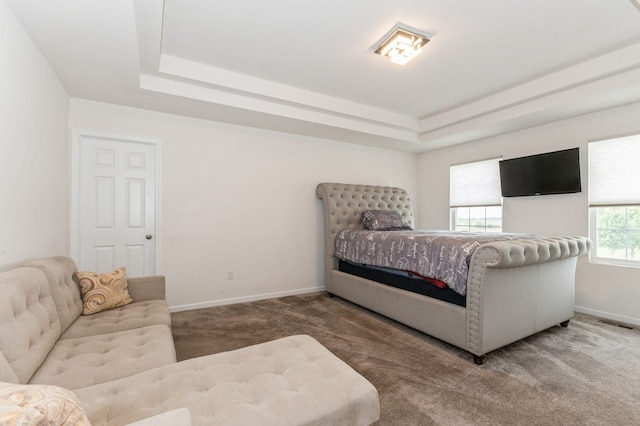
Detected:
left=169, top=286, right=325, bottom=313
left=574, top=305, right=640, bottom=327
left=170, top=293, right=640, bottom=326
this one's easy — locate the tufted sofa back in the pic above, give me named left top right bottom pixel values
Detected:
left=316, top=183, right=413, bottom=289
left=0, top=267, right=62, bottom=384
left=23, top=257, right=82, bottom=334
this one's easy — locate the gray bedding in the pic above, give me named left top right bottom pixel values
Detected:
left=335, top=230, right=538, bottom=295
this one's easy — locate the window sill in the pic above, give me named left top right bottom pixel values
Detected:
left=589, top=257, right=640, bottom=269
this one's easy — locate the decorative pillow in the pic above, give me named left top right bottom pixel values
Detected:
left=362, top=210, right=412, bottom=231
left=76, top=267, right=133, bottom=315
left=0, top=382, right=91, bottom=425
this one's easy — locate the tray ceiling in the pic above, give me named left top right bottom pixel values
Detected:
left=8, top=0, right=640, bottom=152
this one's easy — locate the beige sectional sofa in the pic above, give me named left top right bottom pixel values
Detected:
left=0, top=256, right=380, bottom=425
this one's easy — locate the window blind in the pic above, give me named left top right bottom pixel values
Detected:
left=449, top=158, right=502, bottom=207
left=589, top=134, right=640, bottom=206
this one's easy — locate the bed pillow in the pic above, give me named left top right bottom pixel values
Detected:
left=362, top=210, right=412, bottom=231
left=76, top=266, right=133, bottom=315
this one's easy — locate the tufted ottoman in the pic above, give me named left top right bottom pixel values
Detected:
left=74, top=334, right=380, bottom=425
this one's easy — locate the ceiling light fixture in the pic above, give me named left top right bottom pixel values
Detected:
left=374, top=26, right=430, bottom=66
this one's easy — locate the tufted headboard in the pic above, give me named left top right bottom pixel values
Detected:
left=315, top=183, right=413, bottom=288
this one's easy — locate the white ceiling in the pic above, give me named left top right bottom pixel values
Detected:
left=8, top=0, right=640, bottom=153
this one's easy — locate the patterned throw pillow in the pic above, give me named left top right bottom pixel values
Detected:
left=362, top=210, right=413, bottom=231
left=0, top=382, right=91, bottom=425
left=76, top=267, right=133, bottom=315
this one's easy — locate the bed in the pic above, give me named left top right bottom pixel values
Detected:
left=316, top=182, right=591, bottom=364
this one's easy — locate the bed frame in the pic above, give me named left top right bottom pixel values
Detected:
left=316, top=182, right=591, bottom=364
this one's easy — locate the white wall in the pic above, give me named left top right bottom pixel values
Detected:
left=417, top=101, right=640, bottom=325
left=0, top=1, right=69, bottom=269
left=69, top=99, right=418, bottom=310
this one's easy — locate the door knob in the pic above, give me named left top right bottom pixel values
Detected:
left=145, top=235, right=152, bottom=240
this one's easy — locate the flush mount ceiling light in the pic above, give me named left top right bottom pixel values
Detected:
left=374, top=26, right=430, bottom=66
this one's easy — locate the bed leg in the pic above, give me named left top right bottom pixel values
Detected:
left=473, top=354, right=486, bottom=365
left=560, top=320, right=570, bottom=327
left=327, top=292, right=335, bottom=298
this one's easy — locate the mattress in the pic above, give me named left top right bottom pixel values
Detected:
left=338, top=260, right=466, bottom=307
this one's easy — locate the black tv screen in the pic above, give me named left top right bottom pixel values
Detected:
left=499, top=148, right=581, bottom=197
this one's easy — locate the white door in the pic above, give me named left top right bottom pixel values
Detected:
left=77, top=136, right=156, bottom=277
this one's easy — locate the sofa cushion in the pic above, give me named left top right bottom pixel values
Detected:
left=29, top=324, right=176, bottom=390
left=23, top=256, right=83, bottom=334
left=0, top=268, right=61, bottom=384
left=77, top=267, right=133, bottom=315
left=60, top=300, right=172, bottom=340
left=0, top=353, right=19, bottom=384
left=126, top=408, right=193, bottom=426
left=74, top=335, right=380, bottom=426
left=0, top=381, right=90, bottom=425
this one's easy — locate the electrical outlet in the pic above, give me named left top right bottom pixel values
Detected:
left=227, top=270, right=234, bottom=280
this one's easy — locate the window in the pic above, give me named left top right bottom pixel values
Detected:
left=589, top=134, right=640, bottom=266
left=451, top=206, right=503, bottom=232
left=449, top=158, right=502, bottom=232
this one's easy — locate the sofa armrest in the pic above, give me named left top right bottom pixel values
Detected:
left=126, top=408, right=193, bottom=426
left=127, top=276, right=166, bottom=302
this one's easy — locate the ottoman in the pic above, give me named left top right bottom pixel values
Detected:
left=75, top=335, right=380, bottom=425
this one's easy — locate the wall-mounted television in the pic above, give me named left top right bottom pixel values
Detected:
left=499, top=147, right=582, bottom=197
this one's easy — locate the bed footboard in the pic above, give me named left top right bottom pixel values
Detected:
left=466, top=237, right=591, bottom=357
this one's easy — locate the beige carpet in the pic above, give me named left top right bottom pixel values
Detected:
left=171, top=292, right=640, bottom=425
